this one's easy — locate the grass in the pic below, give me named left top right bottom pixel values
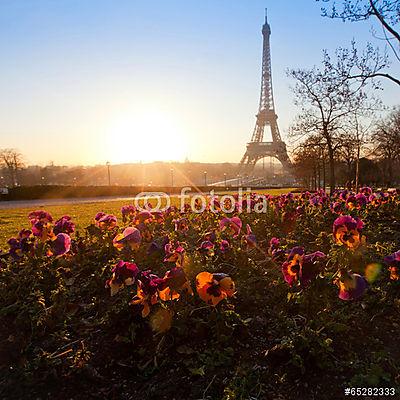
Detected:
left=0, top=188, right=296, bottom=250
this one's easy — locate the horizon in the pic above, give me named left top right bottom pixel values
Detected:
left=1, top=0, right=399, bottom=166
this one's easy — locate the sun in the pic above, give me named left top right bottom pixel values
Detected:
left=105, top=109, right=188, bottom=163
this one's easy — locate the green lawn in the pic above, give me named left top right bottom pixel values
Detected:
left=0, top=188, right=296, bottom=250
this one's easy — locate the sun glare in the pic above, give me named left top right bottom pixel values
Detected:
left=105, top=110, right=188, bottom=163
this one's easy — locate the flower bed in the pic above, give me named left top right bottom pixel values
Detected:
left=0, top=188, right=399, bottom=399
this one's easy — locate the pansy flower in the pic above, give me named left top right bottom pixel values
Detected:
left=330, top=201, right=344, bottom=215
left=152, top=211, right=164, bottom=224
left=196, top=272, right=236, bottom=306
left=7, top=229, right=34, bottom=259
left=384, top=250, right=400, bottom=281
left=130, top=271, right=164, bottom=317
left=219, top=239, right=230, bottom=254
left=158, top=267, right=193, bottom=301
left=268, top=237, right=287, bottom=263
left=202, top=231, right=216, bottom=243
left=281, top=247, right=305, bottom=286
left=31, top=220, right=53, bottom=241
left=360, top=186, right=372, bottom=196
left=51, top=233, right=72, bottom=257
left=198, top=240, right=215, bottom=256
left=242, top=224, right=257, bottom=249
left=174, top=218, right=189, bottom=233
left=219, top=217, right=242, bottom=238
left=136, top=222, right=152, bottom=242
left=134, top=210, right=153, bottom=225
left=113, top=227, right=142, bottom=251
left=333, top=215, right=365, bottom=250
left=164, top=243, right=185, bottom=267
left=121, top=205, right=136, bottom=223
left=106, top=261, right=139, bottom=296
left=282, top=247, right=325, bottom=287
left=96, top=213, right=117, bottom=230
left=147, top=236, right=169, bottom=256
left=53, top=215, right=75, bottom=235
left=335, top=269, right=368, bottom=301
left=28, top=210, right=53, bottom=224
left=346, top=194, right=367, bottom=210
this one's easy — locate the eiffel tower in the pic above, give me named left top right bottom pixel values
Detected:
left=239, top=10, right=291, bottom=173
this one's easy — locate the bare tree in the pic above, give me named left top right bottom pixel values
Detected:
left=0, top=148, right=24, bottom=187
left=288, top=47, right=378, bottom=191
left=372, top=107, right=400, bottom=184
left=319, top=0, right=400, bottom=86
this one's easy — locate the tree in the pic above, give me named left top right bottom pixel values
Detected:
left=319, top=0, right=400, bottom=86
left=0, top=148, right=24, bottom=187
left=288, top=47, right=378, bottom=191
left=292, top=136, right=328, bottom=190
left=371, top=107, right=400, bottom=184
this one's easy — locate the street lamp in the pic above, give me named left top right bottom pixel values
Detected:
left=224, top=173, right=227, bottom=187
left=170, top=168, right=174, bottom=188
left=204, top=171, right=207, bottom=187
left=106, top=161, right=111, bottom=186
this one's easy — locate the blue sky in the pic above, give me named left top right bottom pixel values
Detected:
left=0, top=0, right=399, bottom=165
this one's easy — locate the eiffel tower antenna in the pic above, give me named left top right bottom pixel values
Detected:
left=239, top=9, right=291, bottom=174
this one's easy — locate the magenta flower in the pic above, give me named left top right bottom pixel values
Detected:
left=242, top=224, right=257, bottom=249
left=96, top=214, right=117, bottom=230
left=106, top=261, right=139, bottom=296
left=219, top=216, right=242, bottom=238
left=121, top=205, right=136, bottom=223
left=198, top=240, right=215, bottom=256
left=113, top=227, right=142, bottom=251
left=164, top=243, right=185, bottom=267
left=158, top=267, right=193, bottom=301
left=130, top=271, right=165, bottom=317
left=135, top=211, right=153, bottom=225
left=54, top=215, right=75, bottom=235
left=330, top=201, right=344, bottom=214
left=94, top=212, right=106, bottom=222
left=360, top=186, right=372, bottom=196
left=28, top=210, right=53, bottom=223
left=152, top=211, right=164, bottom=223
left=333, top=215, right=365, bottom=250
left=282, top=247, right=325, bottom=287
left=335, top=269, right=368, bottom=301
left=219, top=239, right=230, bottom=254
left=52, top=233, right=72, bottom=256
left=384, top=250, right=400, bottom=281
left=281, top=247, right=305, bottom=286
left=346, top=194, right=367, bottom=210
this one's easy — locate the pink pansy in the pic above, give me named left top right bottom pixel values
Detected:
left=54, top=215, right=75, bottom=235
left=335, top=269, right=368, bottom=301
left=164, top=243, right=185, bottom=267
left=113, top=227, right=142, bottom=251
left=219, top=217, right=242, bottom=238
left=94, top=213, right=117, bottom=230
left=198, top=240, right=215, bottom=256
left=28, top=210, right=53, bottom=224
left=106, top=261, right=140, bottom=296
left=242, top=224, right=257, bottom=249
left=135, top=211, right=153, bottom=225
left=51, top=233, right=72, bottom=257
left=219, top=239, right=230, bottom=254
